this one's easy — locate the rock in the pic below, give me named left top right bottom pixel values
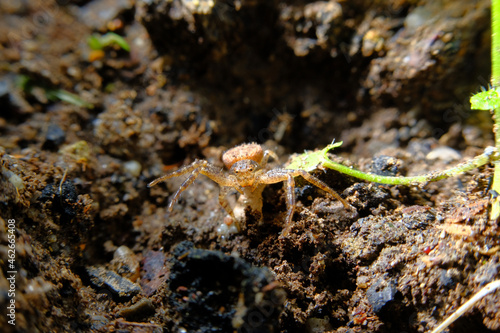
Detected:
left=42, top=124, right=66, bottom=151
left=86, top=266, right=141, bottom=298
left=111, top=245, right=140, bottom=282
left=79, top=0, right=135, bottom=30
left=368, top=155, right=404, bottom=177
left=39, top=181, right=78, bottom=219
left=438, top=268, right=457, bottom=288
left=122, top=160, right=142, bottom=178
left=140, top=250, right=169, bottom=297
left=117, top=298, right=155, bottom=320
left=366, top=278, right=398, bottom=313
left=426, top=146, right=461, bottom=162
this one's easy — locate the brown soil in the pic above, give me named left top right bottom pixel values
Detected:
left=0, top=0, right=499, bottom=332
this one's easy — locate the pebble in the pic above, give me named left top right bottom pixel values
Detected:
left=426, top=146, right=461, bottom=162
left=216, top=221, right=238, bottom=240
left=111, top=245, right=140, bottom=281
left=79, top=0, right=135, bottom=30
left=122, top=160, right=142, bottom=177
left=366, top=278, right=398, bottom=313
left=368, top=155, right=402, bottom=177
left=86, top=266, right=141, bottom=298
left=404, top=6, right=433, bottom=31
left=2, top=166, right=25, bottom=191
left=117, top=298, right=155, bottom=319
left=305, top=317, right=333, bottom=332
left=43, top=124, right=66, bottom=150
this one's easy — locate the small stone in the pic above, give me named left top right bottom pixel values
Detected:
left=368, top=155, right=404, bottom=177
left=111, top=245, right=140, bottom=281
left=117, top=298, right=155, bottom=319
left=79, top=0, right=135, bottom=30
left=89, top=315, right=109, bottom=331
left=39, top=181, right=78, bottom=218
left=306, top=317, right=333, bottom=333
left=122, top=160, right=142, bottom=177
left=404, top=6, right=432, bottom=31
left=438, top=269, right=456, bottom=288
left=141, top=250, right=169, bottom=297
left=426, top=146, right=461, bottom=162
left=366, top=279, right=398, bottom=313
left=86, top=266, right=141, bottom=298
left=43, top=124, right=66, bottom=151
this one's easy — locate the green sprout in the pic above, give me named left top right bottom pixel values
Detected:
left=15, top=74, right=32, bottom=91
left=469, top=0, right=500, bottom=220
left=45, top=88, right=94, bottom=109
left=287, top=143, right=498, bottom=186
left=470, top=87, right=500, bottom=110
left=88, top=32, right=130, bottom=52
left=16, top=75, right=93, bottom=109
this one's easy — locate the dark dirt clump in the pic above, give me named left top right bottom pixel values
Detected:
left=167, top=241, right=284, bottom=332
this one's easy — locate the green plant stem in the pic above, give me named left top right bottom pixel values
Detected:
left=489, top=109, right=500, bottom=220
left=491, top=0, right=500, bottom=220
left=492, top=0, right=500, bottom=86
left=321, top=147, right=498, bottom=186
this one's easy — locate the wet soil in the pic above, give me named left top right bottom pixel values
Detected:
left=0, top=0, right=499, bottom=332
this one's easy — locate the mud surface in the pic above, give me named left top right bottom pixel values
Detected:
left=0, top=0, right=499, bottom=332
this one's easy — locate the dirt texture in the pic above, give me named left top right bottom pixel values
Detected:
left=0, top=0, right=499, bottom=332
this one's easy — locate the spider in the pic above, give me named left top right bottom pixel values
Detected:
left=148, top=143, right=352, bottom=235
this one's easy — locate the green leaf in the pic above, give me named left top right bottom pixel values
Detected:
left=100, top=32, right=130, bottom=52
left=470, top=87, right=500, bottom=110
left=46, top=89, right=94, bottom=109
left=286, top=141, right=343, bottom=171
left=88, top=32, right=130, bottom=52
left=15, top=75, right=32, bottom=91
left=88, top=35, right=103, bottom=50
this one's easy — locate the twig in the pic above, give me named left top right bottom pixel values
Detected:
left=59, top=168, right=68, bottom=198
left=430, top=280, right=500, bottom=333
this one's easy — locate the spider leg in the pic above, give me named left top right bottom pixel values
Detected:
left=288, top=169, right=351, bottom=210
left=261, top=149, right=279, bottom=168
left=219, top=186, right=236, bottom=218
left=199, top=164, right=244, bottom=194
left=148, top=159, right=207, bottom=187
left=150, top=159, right=248, bottom=221
left=258, top=168, right=352, bottom=234
left=250, top=170, right=266, bottom=192
left=256, top=171, right=297, bottom=234
left=283, top=173, right=295, bottom=235
left=167, top=167, right=202, bottom=212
